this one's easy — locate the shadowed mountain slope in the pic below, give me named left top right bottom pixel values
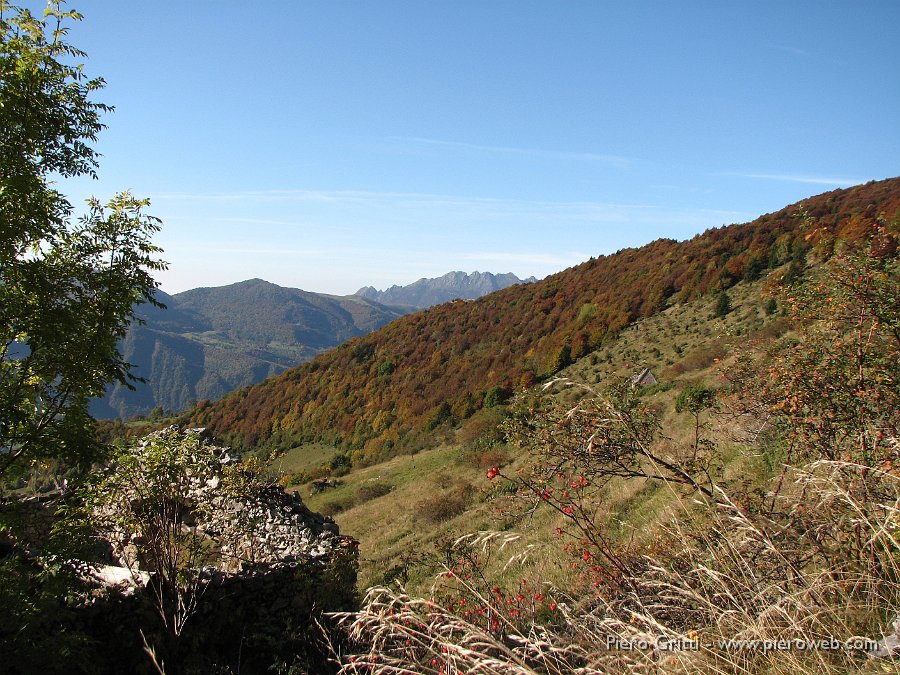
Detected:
left=92, top=279, right=411, bottom=419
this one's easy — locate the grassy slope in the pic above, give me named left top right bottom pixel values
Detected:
left=271, top=273, right=783, bottom=593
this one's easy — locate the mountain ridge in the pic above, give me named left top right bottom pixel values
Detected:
left=355, top=270, right=536, bottom=308
left=92, top=281, right=412, bottom=419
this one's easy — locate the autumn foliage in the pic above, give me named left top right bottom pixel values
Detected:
left=188, top=179, right=900, bottom=464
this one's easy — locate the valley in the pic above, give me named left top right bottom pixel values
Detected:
left=93, top=272, right=532, bottom=420
left=4, top=3, right=898, bottom=671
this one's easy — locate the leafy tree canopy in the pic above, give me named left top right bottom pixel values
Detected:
left=0, top=2, right=166, bottom=480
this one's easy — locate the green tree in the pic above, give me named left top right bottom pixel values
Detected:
left=0, top=2, right=166, bottom=481
left=544, top=342, right=572, bottom=375
left=713, top=289, right=732, bottom=317
left=482, top=385, right=510, bottom=409
left=0, top=1, right=108, bottom=251
left=427, top=401, right=453, bottom=430
left=675, top=385, right=717, bottom=462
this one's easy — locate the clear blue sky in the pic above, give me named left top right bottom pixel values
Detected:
left=58, top=1, right=899, bottom=295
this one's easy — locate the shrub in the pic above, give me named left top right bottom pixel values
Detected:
left=278, top=471, right=309, bottom=488
left=456, top=408, right=507, bottom=447
left=415, top=484, right=473, bottom=524
left=320, top=495, right=357, bottom=517
left=462, top=446, right=508, bottom=471
left=328, top=452, right=352, bottom=477
left=483, top=385, right=512, bottom=409
left=356, top=482, right=393, bottom=503
left=665, top=338, right=728, bottom=375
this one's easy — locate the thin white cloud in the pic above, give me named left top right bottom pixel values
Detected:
left=202, top=246, right=331, bottom=256
left=723, top=172, right=866, bottom=187
left=768, top=43, right=846, bottom=67
left=200, top=216, right=304, bottom=227
left=153, top=188, right=522, bottom=208
left=389, top=136, right=632, bottom=166
left=152, top=190, right=755, bottom=295
left=153, top=188, right=752, bottom=244
left=154, top=189, right=369, bottom=203
left=153, top=187, right=732, bottom=219
left=771, top=44, right=812, bottom=58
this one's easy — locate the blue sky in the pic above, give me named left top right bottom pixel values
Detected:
left=59, top=1, right=899, bottom=295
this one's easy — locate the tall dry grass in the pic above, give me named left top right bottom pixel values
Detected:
left=330, top=453, right=899, bottom=674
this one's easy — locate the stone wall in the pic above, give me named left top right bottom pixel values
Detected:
left=3, top=426, right=359, bottom=674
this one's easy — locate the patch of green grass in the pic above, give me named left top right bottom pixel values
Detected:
left=269, top=442, right=339, bottom=477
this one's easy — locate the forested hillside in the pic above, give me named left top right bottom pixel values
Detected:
left=189, top=178, right=900, bottom=460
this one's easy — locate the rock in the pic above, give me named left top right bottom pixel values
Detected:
left=871, top=614, right=900, bottom=658
left=92, top=425, right=356, bottom=577
left=87, top=564, right=149, bottom=597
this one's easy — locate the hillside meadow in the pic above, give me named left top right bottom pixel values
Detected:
left=314, top=228, right=900, bottom=673
left=272, top=270, right=789, bottom=594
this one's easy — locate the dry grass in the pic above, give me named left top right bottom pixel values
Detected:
left=320, top=251, right=900, bottom=673
left=330, top=454, right=900, bottom=674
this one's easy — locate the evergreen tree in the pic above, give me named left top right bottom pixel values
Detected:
left=713, top=290, right=732, bottom=318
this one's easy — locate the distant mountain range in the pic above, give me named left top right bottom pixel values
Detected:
left=355, top=271, right=536, bottom=308
left=93, top=272, right=536, bottom=419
